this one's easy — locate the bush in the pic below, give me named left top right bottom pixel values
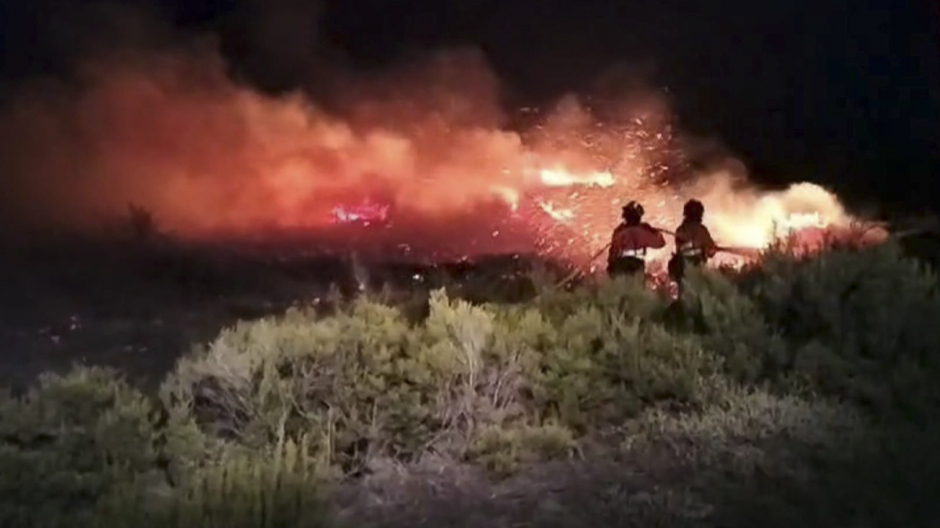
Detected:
left=163, top=291, right=514, bottom=474
left=0, top=366, right=330, bottom=528
left=530, top=307, right=722, bottom=430
left=466, top=423, right=577, bottom=477
left=614, top=389, right=872, bottom=528
left=674, top=268, right=788, bottom=385
left=164, top=285, right=726, bottom=476
left=523, top=276, right=722, bottom=428
left=533, top=274, right=669, bottom=325
left=626, top=389, right=865, bottom=472
left=740, top=243, right=940, bottom=419
left=9, top=243, right=940, bottom=526
left=99, top=439, right=328, bottom=528
left=0, top=368, right=176, bottom=527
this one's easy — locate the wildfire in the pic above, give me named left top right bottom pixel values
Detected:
left=490, top=185, right=521, bottom=211
left=0, top=46, right=881, bottom=272
left=516, top=165, right=865, bottom=272
left=537, top=201, right=576, bottom=223
left=331, top=200, right=390, bottom=224
left=538, top=168, right=616, bottom=188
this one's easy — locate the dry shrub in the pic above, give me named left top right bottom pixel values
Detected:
left=163, top=284, right=724, bottom=476
left=741, top=242, right=940, bottom=419
left=13, top=243, right=940, bottom=527
left=467, top=423, right=577, bottom=477
left=100, top=438, right=328, bottom=528
left=675, top=267, right=788, bottom=385
left=0, top=367, right=204, bottom=528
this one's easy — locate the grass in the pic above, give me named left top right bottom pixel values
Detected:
left=2, top=233, right=940, bottom=527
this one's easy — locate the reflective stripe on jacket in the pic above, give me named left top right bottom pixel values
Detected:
left=674, top=222, right=717, bottom=260
left=609, top=223, right=666, bottom=263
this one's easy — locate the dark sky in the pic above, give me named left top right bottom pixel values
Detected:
left=2, top=0, right=939, bottom=213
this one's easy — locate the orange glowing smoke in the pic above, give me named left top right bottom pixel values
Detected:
left=0, top=49, right=534, bottom=240
left=0, top=46, right=876, bottom=266
left=538, top=168, right=616, bottom=188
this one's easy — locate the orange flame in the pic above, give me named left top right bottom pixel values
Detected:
left=538, top=168, right=615, bottom=188
left=0, top=47, right=875, bottom=269
left=537, top=201, right=576, bottom=223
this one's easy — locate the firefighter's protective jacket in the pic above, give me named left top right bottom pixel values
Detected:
left=609, top=223, right=666, bottom=261
left=674, top=222, right=718, bottom=261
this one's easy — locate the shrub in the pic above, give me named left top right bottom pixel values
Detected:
left=98, top=439, right=328, bottom=528
left=533, top=274, right=669, bottom=325
left=0, top=366, right=330, bottom=528
left=626, top=389, right=865, bottom=472
left=127, top=203, right=159, bottom=242
left=674, top=267, right=788, bottom=385
left=740, top=243, right=940, bottom=419
left=163, top=291, right=519, bottom=474
left=11, top=244, right=940, bottom=526
left=164, top=298, right=416, bottom=471
left=165, top=285, right=725, bottom=476
left=618, top=389, right=873, bottom=528
left=466, top=422, right=577, bottom=477
left=0, top=368, right=170, bottom=527
left=525, top=304, right=722, bottom=431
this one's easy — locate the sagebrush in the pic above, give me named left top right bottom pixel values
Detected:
left=3, top=243, right=940, bottom=527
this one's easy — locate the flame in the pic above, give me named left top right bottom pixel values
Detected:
left=701, top=179, right=852, bottom=253
left=519, top=165, right=862, bottom=271
left=0, top=47, right=877, bottom=271
left=537, top=201, right=576, bottom=223
left=331, top=200, right=390, bottom=224
left=490, top=185, right=521, bottom=211
left=538, top=168, right=616, bottom=188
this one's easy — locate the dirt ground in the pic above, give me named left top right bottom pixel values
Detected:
left=0, top=238, right=345, bottom=391
left=0, top=236, right=555, bottom=392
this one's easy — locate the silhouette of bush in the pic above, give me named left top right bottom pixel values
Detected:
left=675, top=268, right=788, bottom=385
left=741, top=243, right=940, bottom=419
left=127, top=203, right=160, bottom=242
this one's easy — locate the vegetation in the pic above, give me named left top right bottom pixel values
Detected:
left=2, top=240, right=940, bottom=527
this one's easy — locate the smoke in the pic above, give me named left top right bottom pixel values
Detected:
left=0, top=46, right=529, bottom=233
left=0, top=15, right=672, bottom=237
left=221, top=0, right=334, bottom=92
left=0, top=1, right=861, bottom=262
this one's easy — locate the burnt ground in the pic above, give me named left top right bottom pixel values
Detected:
left=0, top=234, right=565, bottom=392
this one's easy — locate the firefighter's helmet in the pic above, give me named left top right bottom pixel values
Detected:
left=683, top=199, right=704, bottom=222
left=622, top=201, right=644, bottom=224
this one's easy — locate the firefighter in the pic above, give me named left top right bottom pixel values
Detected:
left=607, top=201, right=666, bottom=277
left=668, top=199, right=718, bottom=284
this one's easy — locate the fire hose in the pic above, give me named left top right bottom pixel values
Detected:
left=555, top=222, right=937, bottom=288
left=552, top=218, right=939, bottom=288
left=553, top=228, right=760, bottom=288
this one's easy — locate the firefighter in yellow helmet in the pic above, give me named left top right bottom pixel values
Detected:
left=668, top=199, right=718, bottom=283
left=607, top=201, right=666, bottom=277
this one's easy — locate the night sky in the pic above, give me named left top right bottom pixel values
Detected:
left=2, top=0, right=939, bottom=214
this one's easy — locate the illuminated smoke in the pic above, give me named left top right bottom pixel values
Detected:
left=0, top=48, right=531, bottom=237
left=0, top=38, right=867, bottom=266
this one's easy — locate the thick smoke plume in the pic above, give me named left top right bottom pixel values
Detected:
left=0, top=3, right=865, bottom=263
left=0, top=48, right=521, bottom=230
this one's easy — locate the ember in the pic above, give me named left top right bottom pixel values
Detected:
left=332, top=201, right=390, bottom=225
left=0, top=47, right=880, bottom=272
